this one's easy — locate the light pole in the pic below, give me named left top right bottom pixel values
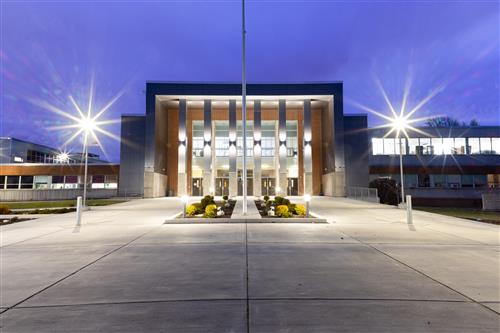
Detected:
left=78, top=117, right=96, bottom=208
left=241, top=0, right=247, bottom=214
left=82, top=139, right=89, bottom=207
left=398, top=135, right=405, bottom=205
left=392, top=116, right=408, bottom=207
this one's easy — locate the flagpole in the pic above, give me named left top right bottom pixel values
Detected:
left=242, top=0, right=247, bottom=214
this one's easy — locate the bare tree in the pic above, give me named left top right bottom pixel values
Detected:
left=425, top=117, right=480, bottom=128
left=425, top=116, right=461, bottom=127
left=469, top=119, right=479, bottom=127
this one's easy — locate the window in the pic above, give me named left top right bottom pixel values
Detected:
left=34, top=176, right=49, bottom=189
left=453, top=138, right=466, bottom=154
left=408, top=138, right=419, bottom=155
left=261, top=137, right=275, bottom=157
left=462, top=175, right=474, bottom=187
left=468, top=138, right=480, bottom=154
left=372, top=138, right=384, bottom=155
left=64, top=175, right=79, bottom=189
left=418, top=174, right=430, bottom=187
left=473, top=175, right=487, bottom=188
left=394, top=138, right=406, bottom=154
left=51, top=176, right=65, bottom=189
left=91, top=175, right=105, bottom=189
left=237, top=137, right=253, bottom=157
left=192, top=121, right=204, bottom=158
left=492, top=138, right=500, bottom=154
left=461, top=175, right=473, bottom=188
left=6, top=176, right=20, bottom=189
left=406, top=174, right=418, bottom=188
left=431, top=138, right=443, bottom=155
left=480, top=138, right=492, bottom=154
left=419, top=138, right=432, bottom=155
left=214, top=121, right=229, bottom=157
left=487, top=174, right=500, bottom=188
left=383, top=138, right=396, bottom=155
left=442, top=138, right=454, bottom=155
left=215, top=137, right=229, bottom=157
left=192, top=137, right=204, bottom=157
left=0, top=176, right=5, bottom=189
left=447, top=175, right=461, bottom=188
left=432, top=174, right=446, bottom=188
left=20, top=176, right=34, bottom=189
left=286, top=137, right=298, bottom=157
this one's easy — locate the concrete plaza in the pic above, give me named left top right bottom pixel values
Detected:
left=0, top=197, right=499, bottom=332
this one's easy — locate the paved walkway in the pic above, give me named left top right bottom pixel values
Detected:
left=231, top=196, right=261, bottom=219
left=0, top=197, right=498, bottom=332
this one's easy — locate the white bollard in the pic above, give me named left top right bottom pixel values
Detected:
left=76, top=196, right=82, bottom=226
left=406, top=195, right=412, bottom=224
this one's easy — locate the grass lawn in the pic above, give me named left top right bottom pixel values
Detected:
left=3, top=199, right=128, bottom=210
left=416, top=207, right=500, bottom=224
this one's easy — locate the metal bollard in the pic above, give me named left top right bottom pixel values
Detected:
left=406, top=195, right=412, bottom=224
left=76, top=196, right=82, bottom=226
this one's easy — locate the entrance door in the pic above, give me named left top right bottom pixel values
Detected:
left=192, top=178, right=203, bottom=196
left=215, top=178, right=229, bottom=196
left=261, top=178, right=276, bottom=196
left=287, top=178, right=298, bottom=196
left=238, top=177, right=253, bottom=195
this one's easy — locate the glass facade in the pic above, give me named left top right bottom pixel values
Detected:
left=370, top=173, right=498, bottom=189
left=372, top=137, right=500, bottom=155
left=189, top=118, right=303, bottom=195
left=0, top=175, right=117, bottom=190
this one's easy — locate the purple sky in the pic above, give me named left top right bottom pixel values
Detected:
left=1, top=0, right=499, bottom=162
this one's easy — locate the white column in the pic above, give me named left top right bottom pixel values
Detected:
left=303, top=99, right=313, bottom=195
left=203, top=100, right=213, bottom=196
left=177, top=99, right=187, bottom=196
left=253, top=100, right=262, bottom=197
left=278, top=99, right=287, bottom=196
left=229, top=100, right=238, bottom=197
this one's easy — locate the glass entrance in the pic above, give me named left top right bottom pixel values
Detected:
left=238, top=177, right=253, bottom=195
left=261, top=177, right=276, bottom=196
left=287, top=177, right=298, bottom=196
left=192, top=178, right=203, bottom=196
left=215, top=177, right=229, bottom=196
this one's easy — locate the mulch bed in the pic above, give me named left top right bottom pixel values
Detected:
left=180, top=200, right=236, bottom=219
left=255, top=200, right=305, bottom=218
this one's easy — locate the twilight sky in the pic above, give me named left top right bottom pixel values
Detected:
left=1, top=0, right=499, bottom=162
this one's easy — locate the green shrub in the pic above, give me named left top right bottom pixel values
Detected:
left=283, top=198, right=290, bottom=206
left=222, top=195, right=228, bottom=201
left=203, top=204, right=217, bottom=218
left=288, top=203, right=296, bottom=213
left=191, top=202, right=203, bottom=214
left=186, top=204, right=198, bottom=216
left=295, top=204, right=306, bottom=216
left=201, top=195, right=215, bottom=210
left=263, top=195, right=269, bottom=202
left=276, top=205, right=291, bottom=218
left=274, top=196, right=284, bottom=205
left=0, top=205, right=11, bottom=214
left=369, top=178, right=400, bottom=206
